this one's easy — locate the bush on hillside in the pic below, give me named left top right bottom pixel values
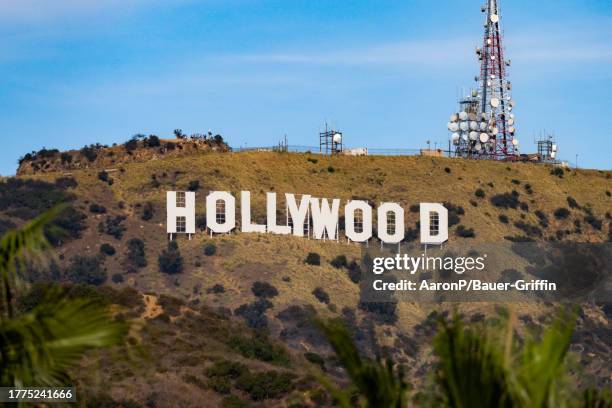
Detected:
left=490, top=192, right=520, bottom=209
left=98, top=215, right=127, bottom=240
left=554, top=208, right=570, bottom=220
left=550, top=167, right=564, bottom=178
left=204, top=243, right=216, bottom=256
left=474, top=188, right=485, bottom=198
left=100, top=243, right=116, bottom=256
left=251, top=282, right=278, bottom=299
left=456, top=225, right=476, bottom=238
left=158, top=241, right=183, bottom=274
left=65, top=255, right=107, bottom=285
left=330, top=254, right=348, bottom=269
left=305, top=252, right=321, bottom=266
left=312, top=287, right=330, bottom=304
left=125, top=237, right=147, bottom=272
left=89, top=203, right=107, bottom=214
left=234, top=299, right=273, bottom=329
left=141, top=202, right=154, bottom=221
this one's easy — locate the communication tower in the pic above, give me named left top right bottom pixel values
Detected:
left=448, top=0, right=518, bottom=159
left=319, top=123, right=343, bottom=155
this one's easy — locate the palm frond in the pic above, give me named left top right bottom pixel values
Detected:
left=0, top=287, right=128, bottom=386
left=316, top=319, right=409, bottom=408
left=0, top=206, right=63, bottom=318
left=433, top=315, right=512, bottom=408
left=511, top=309, right=575, bottom=408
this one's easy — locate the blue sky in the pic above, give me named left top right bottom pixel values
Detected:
left=1, top=0, right=611, bottom=175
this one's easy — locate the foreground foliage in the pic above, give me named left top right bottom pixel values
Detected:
left=318, top=309, right=611, bottom=408
left=0, top=208, right=127, bottom=386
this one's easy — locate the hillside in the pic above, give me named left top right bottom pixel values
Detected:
left=2, top=149, right=611, bottom=406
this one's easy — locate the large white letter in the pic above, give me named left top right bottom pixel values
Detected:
left=377, top=203, right=404, bottom=244
left=206, top=191, right=236, bottom=233
left=420, top=203, right=448, bottom=244
left=310, top=197, right=340, bottom=240
left=166, top=191, right=196, bottom=234
left=345, top=200, right=372, bottom=242
left=267, top=192, right=291, bottom=234
left=241, top=191, right=265, bottom=233
left=286, top=193, right=311, bottom=236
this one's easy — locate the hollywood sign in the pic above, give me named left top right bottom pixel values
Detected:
left=166, top=191, right=449, bottom=245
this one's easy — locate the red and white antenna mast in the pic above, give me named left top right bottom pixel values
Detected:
left=447, top=0, right=518, bottom=159
left=478, top=0, right=517, bottom=158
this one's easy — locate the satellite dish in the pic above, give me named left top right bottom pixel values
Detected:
left=509, top=113, right=515, bottom=119
left=333, top=133, right=342, bottom=143
left=550, top=152, right=556, bottom=159
left=449, top=123, right=459, bottom=132
left=451, top=133, right=460, bottom=142
left=468, top=112, right=477, bottom=121
left=509, top=100, right=515, bottom=107
left=487, top=38, right=492, bottom=45
left=512, top=138, right=519, bottom=146
left=479, top=133, right=490, bottom=143
left=552, top=144, right=557, bottom=152
left=479, top=122, right=488, bottom=131
left=471, top=89, right=478, bottom=97
left=469, top=121, right=478, bottom=130
left=475, top=143, right=482, bottom=151
left=461, top=133, right=468, bottom=141
left=460, top=122, right=469, bottom=131
left=509, top=126, right=515, bottom=134
left=459, top=111, right=468, bottom=120
left=487, top=80, right=492, bottom=87
left=490, top=14, right=499, bottom=23
left=491, top=55, right=496, bottom=60
left=481, top=113, right=488, bottom=121
left=490, top=98, right=500, bottom=108
left=469, top=131, right=478, bottom=141
left=450, top=113, right=459, bottom=123
left=508, top=119, right=514, bottom=126
left=491, top=127, right=499, bottom=135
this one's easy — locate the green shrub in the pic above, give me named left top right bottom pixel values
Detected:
left=567, top=196, right=580, bottom=209
left=550, top=167, right=564, bottom=178
left=66, top=255, right=107, bottom=285
left=89, top=203, right=107, bottom=214
left=227, top=332, right=290, bottom=365
left=188, top=180, right=200, bottom=191
left=304, top=352, right=326, bottom=371
left=307, top=157, right=318, bottom=164
left=251, top=282, right=278, bottom=299
left=111, top=273, right=124, bottom=283
left=141, top=202, right=154, bottom=221
left=554, top=208, right=570, bottom=220
left=207, top=376, right=231, bottom=394
left=158, top=241, right=183, bottom=274
left=100, top=243, right=116, bottom=256
left=327, top=166, right=335, bottom=173
left=330, top=254, right=348, bottom=269
left=305, top=252, right=320, bottom=266
left=490, top=192, right=520, bottom=209
left=221, top=395, right=249, bottom=408
left=99, top=215, right=127, bottom=240
left=456, top=225, right=475, bottom=238
left=206, top=360, right=248, bottom=379
left=80, top=145, right=99, bottom=162
left=235, top=370, right=295, bottom=401
left=312, top=287, right=330, bottom=304
left=98, top=170, right=110, bottom=183
left=204, top=243, right=217, bottom=256
left=125, top=238, right=147, bottom=272
left=474, top=188, right=485, bottom=198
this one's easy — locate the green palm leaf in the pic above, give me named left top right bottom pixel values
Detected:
left=0, top=208, right=128, bottom=387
